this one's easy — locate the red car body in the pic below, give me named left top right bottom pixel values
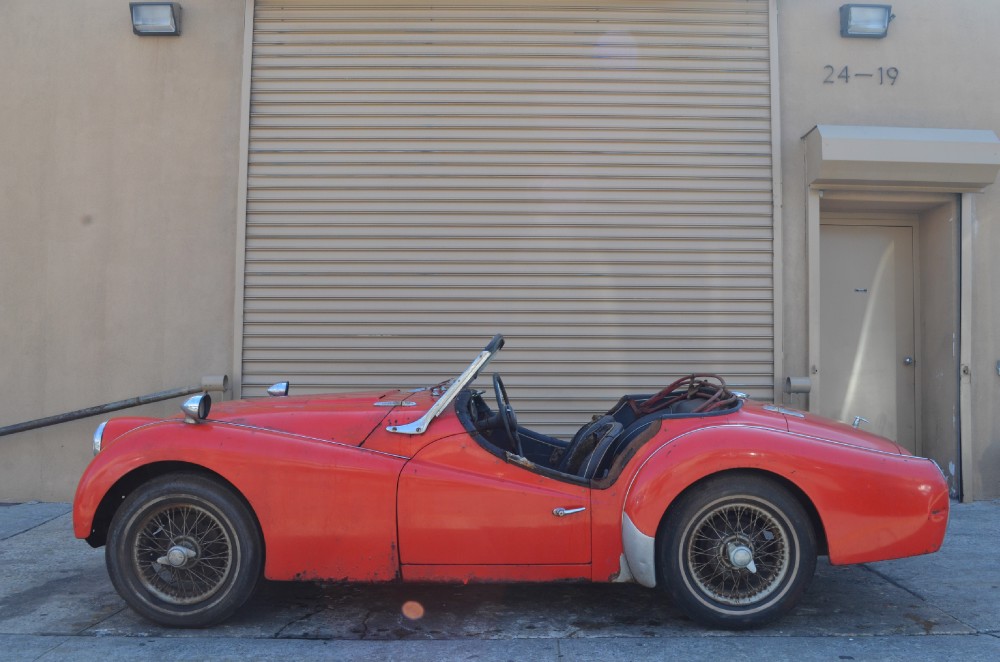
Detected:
left=73, top=335, right=949, bottom=629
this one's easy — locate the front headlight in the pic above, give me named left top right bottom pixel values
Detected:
left=93, top=421, right=108, bottom=456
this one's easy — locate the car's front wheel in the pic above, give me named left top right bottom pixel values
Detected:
left=106, top=473, right=263, bottom=627
left=659, top=474, right=817, bottom=629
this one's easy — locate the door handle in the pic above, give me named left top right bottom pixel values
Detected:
left=903, top=356, right=915, bottom=366
left=552, top=507, right=586, bottom=518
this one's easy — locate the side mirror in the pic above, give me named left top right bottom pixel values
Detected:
left=182, top=393, right=212, bottom=424
left=268, top=381, right=290, bottom=397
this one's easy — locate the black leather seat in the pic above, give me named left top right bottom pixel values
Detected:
left=557, top=415, right=623, bottom=477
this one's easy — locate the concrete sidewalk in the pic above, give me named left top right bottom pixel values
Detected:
left=0, top=500, right=997, bottom=661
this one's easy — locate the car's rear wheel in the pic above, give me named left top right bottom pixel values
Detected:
left=659, top=474, right=816, bottom=629
left=106, top=473, right=263, bottom=627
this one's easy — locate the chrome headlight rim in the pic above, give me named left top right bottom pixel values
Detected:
left=93, top=420, right=109, bottom=456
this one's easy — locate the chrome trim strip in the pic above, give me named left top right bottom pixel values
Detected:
left=91, top=419, right=169, bottom=451
left=123, top=420, right=169, bottom=436
left=211, top=421, right=408, bottom=460
left=622, top=513, right=657, bottom=588
left=90, top=417, right=408, bottom=461
left=769, top=424, right=933, bottom=457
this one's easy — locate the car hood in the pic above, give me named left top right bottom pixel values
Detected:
left=205, top=389, right=405, bottom=446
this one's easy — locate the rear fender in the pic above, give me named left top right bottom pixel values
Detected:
left=621, top=424, right=949, bottom=587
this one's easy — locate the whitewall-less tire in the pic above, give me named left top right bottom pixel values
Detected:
left=659, top=474, right=817, bottom=629
left=105, top=473, right=263, bottom=627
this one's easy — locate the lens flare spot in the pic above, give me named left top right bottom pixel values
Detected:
left=401, top=600, right=425, bottom=620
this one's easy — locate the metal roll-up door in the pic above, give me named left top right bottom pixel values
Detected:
left=243, top=0, right=773, bottom=435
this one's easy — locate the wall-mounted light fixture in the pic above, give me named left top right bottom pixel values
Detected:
left=839, top=4, right=894, bottom=38
left=130, top=2, right=182, bottom=36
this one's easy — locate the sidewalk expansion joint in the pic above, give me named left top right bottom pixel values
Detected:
left=76, top=606, right=128, bottom=636
left=862, top=564, right=988, bottom=635
left=0, top=511, right=71, bottom=542
left=861, top=564, right=928, bottom=602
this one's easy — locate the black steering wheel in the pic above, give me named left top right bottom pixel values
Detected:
left=492, top=373, right=521, bottom=455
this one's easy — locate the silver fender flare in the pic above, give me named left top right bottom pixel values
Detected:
left=621, top=512, right=657, bottom=588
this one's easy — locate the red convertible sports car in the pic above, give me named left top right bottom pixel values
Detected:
left=74, top=335, right=949, bottom=629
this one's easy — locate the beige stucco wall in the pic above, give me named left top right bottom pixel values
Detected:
left=0, top=1, right=246, bottom=501
left=777, top=0, right=1000, bottom=498
left=2, top=0, right=998, bottom=502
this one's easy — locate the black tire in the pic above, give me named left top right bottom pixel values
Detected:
left=659, top=474, right=817, bottom=629
left=106, top=473, right=263, bottom=627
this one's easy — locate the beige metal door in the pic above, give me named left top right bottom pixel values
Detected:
left=819, top=223, right=917, bottom=451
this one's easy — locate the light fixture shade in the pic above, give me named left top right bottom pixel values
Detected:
left=840, top=4, right=893, bottom=38
left=130, top=2, right=182, bottom=36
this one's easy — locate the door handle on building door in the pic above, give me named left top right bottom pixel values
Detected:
left=902, top=356, right=915, bottom=366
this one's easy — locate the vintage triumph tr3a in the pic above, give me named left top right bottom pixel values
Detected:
left=74, top=334, right=949, bottom=629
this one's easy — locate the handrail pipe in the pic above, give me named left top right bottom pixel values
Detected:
left=0, top=375, right=229, bottom=438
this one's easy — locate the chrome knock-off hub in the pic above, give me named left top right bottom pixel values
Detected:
left=158, top=545, right=197, bottom=568
left=727, top=542, right=758, bottom=574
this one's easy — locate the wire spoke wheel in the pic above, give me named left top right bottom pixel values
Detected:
left=133, top=503, right=234, bottom=605
left=660, top=474, right=817, bottom=629
left=686, top=502, right=789, bottom=606
left=107, top=474, right=263, bottom=628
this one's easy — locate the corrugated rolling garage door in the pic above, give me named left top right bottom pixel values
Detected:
left=243, top=0, right=774, bottom=435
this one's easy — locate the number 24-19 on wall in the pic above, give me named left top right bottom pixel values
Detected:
left=823, top=66, right=899, bottom=85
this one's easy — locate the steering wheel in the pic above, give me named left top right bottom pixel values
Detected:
left=492, top=373, right=521, bottom=455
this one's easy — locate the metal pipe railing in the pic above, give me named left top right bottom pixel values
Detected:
left=0, top=375, right=229, bottom=438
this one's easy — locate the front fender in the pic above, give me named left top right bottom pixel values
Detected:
left=74, top=420, right=406, bottom=582
left=621, top=424, right=948, bottom=586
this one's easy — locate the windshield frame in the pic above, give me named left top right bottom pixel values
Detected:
left=386, top=334, right=505, bottom=435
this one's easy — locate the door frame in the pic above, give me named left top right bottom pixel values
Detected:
left=818, top=214, right=921, bottom=454
left=805, top=189, right=969, bottom=498
left=800, top=123, right=1000, bottom=502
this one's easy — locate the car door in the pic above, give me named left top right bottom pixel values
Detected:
left=396, top=434, right=591, bottom=572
